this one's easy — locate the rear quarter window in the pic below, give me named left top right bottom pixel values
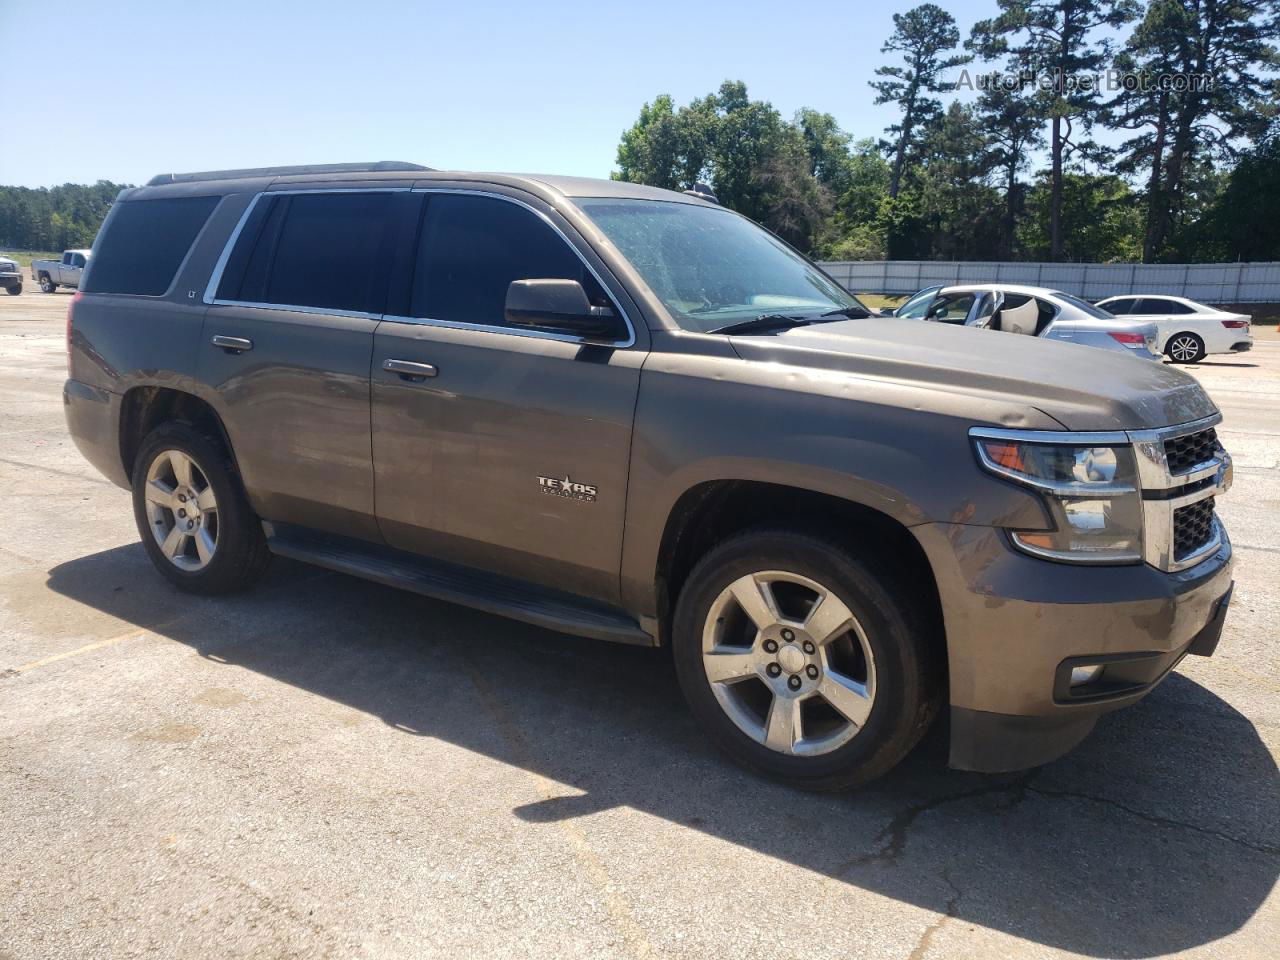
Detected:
left=84, top=196, right=220, bottom=296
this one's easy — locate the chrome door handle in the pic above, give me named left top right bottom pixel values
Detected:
left=383, top=359, right=438, bottom=379
left=211, top=335, right=253, bottom=353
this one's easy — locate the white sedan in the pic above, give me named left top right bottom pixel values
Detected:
left=1094, top=295, right=1253, bottom=363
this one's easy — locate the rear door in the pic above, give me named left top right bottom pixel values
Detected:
left=198, top=189, right=401, bottom=541
left=370, top=189, right=645, bottom=603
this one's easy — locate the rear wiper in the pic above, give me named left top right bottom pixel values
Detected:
left=711, top=314, right=813, bottom=336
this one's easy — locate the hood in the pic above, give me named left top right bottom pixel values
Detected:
left=730, top=317, right=1216, bottom=432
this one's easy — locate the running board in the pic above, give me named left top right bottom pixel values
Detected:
left=264, top=524, right=655, bottom=647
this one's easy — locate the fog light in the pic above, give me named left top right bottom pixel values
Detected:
left=1070, top=664, right=1105, bottom=686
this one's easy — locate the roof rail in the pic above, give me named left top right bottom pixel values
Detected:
left=146, top=161, right=432, bottom=187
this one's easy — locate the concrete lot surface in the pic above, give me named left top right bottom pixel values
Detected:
left=1, top=289, right=1277, bottom=960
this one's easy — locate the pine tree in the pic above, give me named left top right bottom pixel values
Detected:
left=870, top=4, right=971, bottom=201
left=971, top=0, right=1140, bottom=261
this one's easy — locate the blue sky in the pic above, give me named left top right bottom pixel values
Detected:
left=2, top=0, right=1005, bottom=188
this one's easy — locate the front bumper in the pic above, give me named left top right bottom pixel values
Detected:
left=0, top=273, right=21, bottom=288
left=913, top=521, right=1233, bottom=773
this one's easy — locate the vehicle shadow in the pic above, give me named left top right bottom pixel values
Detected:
left=45, top=545, right=1280, bottom=958
left=1175, top=359, right=1260, bottom=369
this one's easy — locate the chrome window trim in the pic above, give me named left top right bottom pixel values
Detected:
left=207, top=300, right=381, bottom=321
left=202, top=194, right=262, bottom=305
left=203, top=186, right=637, bottom=348
left=393, top=187, right=637, bottom=349
left=201, top=187, right=410, bottom=308
left=969, top=426, right=1131, bottom=446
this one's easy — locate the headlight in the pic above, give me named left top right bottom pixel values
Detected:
left=972, top=431, right=1143, bottom=563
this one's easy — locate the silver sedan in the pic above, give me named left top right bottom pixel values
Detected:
left=894, top=284, right=1162, bottom=360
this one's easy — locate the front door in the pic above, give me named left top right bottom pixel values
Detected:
left=198, top=190, right=400, bottom=541
left=371, top=191, right=644, bottom=603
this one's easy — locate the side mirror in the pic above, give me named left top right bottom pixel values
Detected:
left=504, top=279, right=624, bottom=342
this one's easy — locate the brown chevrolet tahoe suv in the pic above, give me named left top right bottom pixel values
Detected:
left=62, top=161, right=1235, bottom=789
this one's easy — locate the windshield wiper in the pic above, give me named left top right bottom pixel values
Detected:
left=711, top=314, right=813, bottom=336
left=819, top=305, right=872, bottom=319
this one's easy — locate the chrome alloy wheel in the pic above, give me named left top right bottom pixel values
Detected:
left=1169, top=335, right=1201, bottom=362
left=701, top=571, right=876, bottom=757
left=143, top=449, right=219, bottom=571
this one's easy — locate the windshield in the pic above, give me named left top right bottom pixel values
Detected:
left=896, top=285, right=942, bottom=318
left=575, top=198, right=865, bottom=333
left=1054, top=291, right=1115, bottom=320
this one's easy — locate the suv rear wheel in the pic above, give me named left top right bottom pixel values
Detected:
left=131, top=422, right=270, bottom=594
left=672, top=529, right=939, bottom=790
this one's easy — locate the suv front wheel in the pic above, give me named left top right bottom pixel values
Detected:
left=131, top=422, right=270, bottom=594
left=672, top=529, right=939, bottom=790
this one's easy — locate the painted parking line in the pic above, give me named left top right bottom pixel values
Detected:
left=8, top=629, right=149, bottom=676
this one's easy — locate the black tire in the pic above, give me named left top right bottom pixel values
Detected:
left=4, top=284, right=19, bottom=296
left=39, top=274, right=56, bottom=294
left=672, top=528, right=940, bottom=791
left=1165, top=332, right=1206, bottom=364
left=131, top=421, right=271, bottom=594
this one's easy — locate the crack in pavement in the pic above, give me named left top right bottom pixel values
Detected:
left=833, top=765, right=1277, bottom=893
left=835, top=770, right=1039, bottom=875
left=1025, top=785, right=1280, bottom=857
left=906, top=867, right=962, bottom=960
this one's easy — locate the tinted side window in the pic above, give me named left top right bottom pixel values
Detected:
left=232, top=193, right=392, bottom=314
left=1105, top=298, right=1137, bottom=314
left=84, top=196, right=220, bottom=296
left=1133, top=298, right=1192, bottom=315
left=411, top=194, right=601, bottom=326
left=1147, top=298, right=1193, bottom=314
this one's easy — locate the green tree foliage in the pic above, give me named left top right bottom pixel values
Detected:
left=971, top=0, right=1140, bottom=261
left=870, top=4, right=972, bottom=200
left=0, top=182, right=126, bottom=251
left=614, top=81, right=834, bottom=251
left=1019, top=171, right=1144, bottom=261
left=1116, top=0, right=1280, bottom=261
left=974, top=86, right=1044, bottom=257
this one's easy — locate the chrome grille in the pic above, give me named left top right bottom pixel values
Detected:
left=1164, top=427, right=1218, bottom=475
left=1131, top=415, right=1229, bottom=572
left=1173, top=498, right=1216, bottom=561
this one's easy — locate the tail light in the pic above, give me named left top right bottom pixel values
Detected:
left=66, top=291, right=83, bottom=377
left=1221, top=320, right=1249, bottom=329
left=1108, top=331, right=1147, bottom=348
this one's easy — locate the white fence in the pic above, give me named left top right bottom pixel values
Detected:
left=817, top=260, right=1280, bottom=304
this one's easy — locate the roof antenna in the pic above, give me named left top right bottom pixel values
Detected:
left=682, top=182, right=719, bottom=204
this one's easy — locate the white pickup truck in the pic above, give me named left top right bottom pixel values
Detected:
left=32, top=249, right=91, bottom=293
left=0, top=256, right=21, bottom=295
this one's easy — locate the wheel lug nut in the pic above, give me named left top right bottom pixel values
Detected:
left=178, top=494, right=187, bottom=503
left=806, top=665, right=819, bottom=679
left=803, top=640, right=815, bottom=655
left=186, top=521, right=194, bottom=530
left=788, top=675, right=801, bottom=690
left=763, top=639, right=778, bottom=653
left=766, top=663, right=781, bottom=678
left=177, top=509, right=186, bottom=518
left=781, top=628, right=795, bottom=642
